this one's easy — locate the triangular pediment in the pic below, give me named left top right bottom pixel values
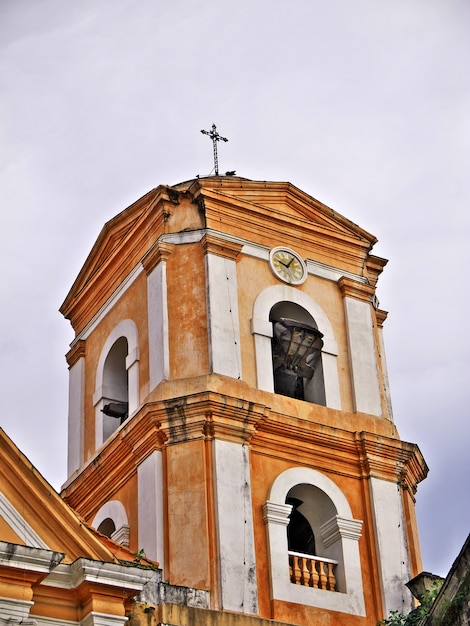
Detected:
left=61, top=187, right=161, bottom=314
left=195, top=178, right=376, bottom=244
left=0, top=428, right=126, bottom=563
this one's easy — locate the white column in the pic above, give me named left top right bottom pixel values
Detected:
left=369, top=477, right=414, bottom=615
left=343, top=297, right=382, bottom=416
left=213, top=440, right=258, bottom=614
left=67, top=349, right=85, bottom=476
left=138, top=451, right=164, bottom=570
left=147, top=262, right=170, bottom=391
left=206, top=254, right=242, bottom=379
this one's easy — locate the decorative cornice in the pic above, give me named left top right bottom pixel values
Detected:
left=356, top=432, right=428, bottom=496
left=158, top=392, right=269, bottom=445
left=66, top=340, right=86, bottom=368
left=365, top=255, right=388, bottom=287
left=262, top=501, right=292, bottom=526
left=321, top=515, right=363, bottom=547
left=375, top=309, right=388, bottom=327
left=70, top=558, right=150, bottom=591
left=141, top=241, right=175, bottom=274
left=199, top=232, right=242, bottom=260
left=337, top=276, right=376, bottom=302
left=0, top=541, right=64, bottom=574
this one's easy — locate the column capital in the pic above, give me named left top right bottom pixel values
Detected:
left=142, top=241, right=174, bottom=274
left=200, top=233, right=242, bottom=260
left=66, top=339, right=86, bottom=368
left=338, top=276, right=376, bottom=303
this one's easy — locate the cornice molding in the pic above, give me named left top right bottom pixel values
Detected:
left=375, top=309, right=388, bottom=327
left=338, top=276, right=376, bottom=302
left=141, top=241, right=175, bottom=274
left=356, top=432, right=428, bottom=495
left=199, top=232, right=243, bottom=260
left=66, top=340, right=86, bottom=368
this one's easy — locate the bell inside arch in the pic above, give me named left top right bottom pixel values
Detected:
left=272, top=318, right=324, bottom=399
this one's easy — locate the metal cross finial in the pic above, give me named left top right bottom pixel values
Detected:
left=201, top=124, right=228, bottom=176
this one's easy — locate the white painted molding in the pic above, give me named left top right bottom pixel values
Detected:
left=111, top=525, right=130, bottom=547
left=0, top=597, right=34, bottom=622
left=0, top=541, right=63, bottom=573
left=70, top=264, right=143, bottom=345
left=321, top=515, right=363, bottom=547
left=80, top=612, right=128, bottom=626
left=0, top=493, right=49, bottom=550
left=33, top=617, right=78, bottom=626
left=70, top=558, right=150, bottom=591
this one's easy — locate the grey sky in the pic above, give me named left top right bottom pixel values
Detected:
left=1, top=0, right=468, bottom=578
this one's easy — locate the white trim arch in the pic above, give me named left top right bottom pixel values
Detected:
left=94, top=319, right=140, bottom=448
left=263, top=467, right=365, bottom=616
left=251, top=285, right=341, bottom=408
left=92, top=500, right=130, bottom=547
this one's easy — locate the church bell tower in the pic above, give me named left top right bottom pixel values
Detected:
left=60, top=176, right=427, bottom=625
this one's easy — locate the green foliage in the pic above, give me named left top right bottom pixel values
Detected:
left=377, top=585, right=441, bottom=626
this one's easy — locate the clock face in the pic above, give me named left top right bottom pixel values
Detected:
left=270, top=247, right=307, bottom=285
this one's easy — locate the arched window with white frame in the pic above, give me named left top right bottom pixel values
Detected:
left=92, top=500, right=130, bottom=547
left=94, top=319, right=140, bottom=448
left=263, top=467, right=365, bottom=616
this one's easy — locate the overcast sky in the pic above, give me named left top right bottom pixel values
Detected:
left=1, top=0, right=468, bottom=579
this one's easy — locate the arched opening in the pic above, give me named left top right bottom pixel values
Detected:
left=270, top=302, right=326, bottom=405
left=91, top=500, right=130, bottom=547
left=286, top=483, right=341, bottom=591
left=286, top=496, right=316, bottom=555
left=263, top=467, right=365, bottom=614
left=97, top=517, right=116, bottom=538
left=101, top=337, right=129, bottom=439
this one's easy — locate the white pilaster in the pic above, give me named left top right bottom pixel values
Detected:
left=369, top=477, right=414, bottom=615
left=213, top=440, right=258, bottom=614
left=377, top=325, right=394, bottom=421
left=206, top=254, right=242, bottom=379
left=147, top=262, right=170, bottom=391
left=67, top=356, right=85, bottom=475
left=138, top=451, right=164, bottom=570
left=343, top=297, right=382, bottom=416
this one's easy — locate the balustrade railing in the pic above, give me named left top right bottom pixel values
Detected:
left=288, top=551, right=338, bottom=591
